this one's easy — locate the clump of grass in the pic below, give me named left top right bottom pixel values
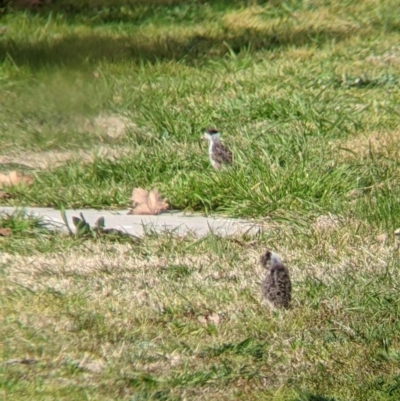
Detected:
left=0, top=209, right=43, bottom=232
left=0, top=208, right=137, bottom=254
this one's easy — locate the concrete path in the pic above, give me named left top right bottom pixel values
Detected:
left=0, top=206, right=261, bottom=237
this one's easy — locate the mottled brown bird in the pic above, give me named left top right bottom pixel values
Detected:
left=202, top=127, right=233, bottom=170
left=260, top=250, right=292, bottom=310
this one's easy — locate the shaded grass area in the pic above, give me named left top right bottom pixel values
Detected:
left=0, top=22, right=353, bottom=68
left=1, top=214, right=400, bottom=400
left=1, top=0, right=399, bottom=69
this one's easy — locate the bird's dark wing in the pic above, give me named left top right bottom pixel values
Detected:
left=211, top=142, right=233, bottom=164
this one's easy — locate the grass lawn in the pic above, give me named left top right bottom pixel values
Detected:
left=1, top=0, right=400, bottom=399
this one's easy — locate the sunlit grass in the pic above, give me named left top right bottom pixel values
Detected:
left=1, top=1, right=400, bottom=399
left=1, top=0, right=399, bottom=226
left=2, top=217, right=400, bottom=400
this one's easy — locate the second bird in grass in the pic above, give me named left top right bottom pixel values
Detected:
left=202, top=127, right=233, bottom=170
left=260, top=250, right=292, bottom=310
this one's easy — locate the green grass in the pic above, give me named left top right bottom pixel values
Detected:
left=0, top=0, right=399, bottom=229
left=1, top=219, right=400, bottom=400
left=1, top=1, right=400, bottom=399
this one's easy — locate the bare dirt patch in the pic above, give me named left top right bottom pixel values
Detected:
left=0, top=146, right=130, bottom=170
left=0, top=114, right=136, bottom=169
left=83, top=114, right=137, bottom=139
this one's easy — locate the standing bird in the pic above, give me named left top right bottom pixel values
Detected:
left=260, top=250, right=292, bottom=310
left=202, top=127, right=233, bottom=170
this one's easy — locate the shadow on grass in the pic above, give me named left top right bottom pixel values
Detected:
left=294, top=393, right=339, bottom=401
left=5, top=0, right=269, bottom=21
left=0, top=25, right=351, bottom=69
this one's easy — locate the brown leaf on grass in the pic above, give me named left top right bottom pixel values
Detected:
left=0, top=171, right=34, bottom=188
left=128, top=188, right=169, bottom=215
left=0, top=191, right=12, bottom=199
left=376, top=234, right=388, bottom=243
left=197, top=312, right=221, bottom=326
left=0, top=228, right=12, bottom=237
left=207, top=312, right=221, bottom=325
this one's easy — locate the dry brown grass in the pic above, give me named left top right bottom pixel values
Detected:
left=2, top=213, right=400, bottom=400
left=366, top=46, right=400, bottom=66
left=336, top=129, right=400, bottom=161
left=0, top=114, right=137, bottom=169
left=85, top=114, right=137, bottom=139
left=0, top=145, right=130, bottom=170
left=5, top=215, right=393, bottom=289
